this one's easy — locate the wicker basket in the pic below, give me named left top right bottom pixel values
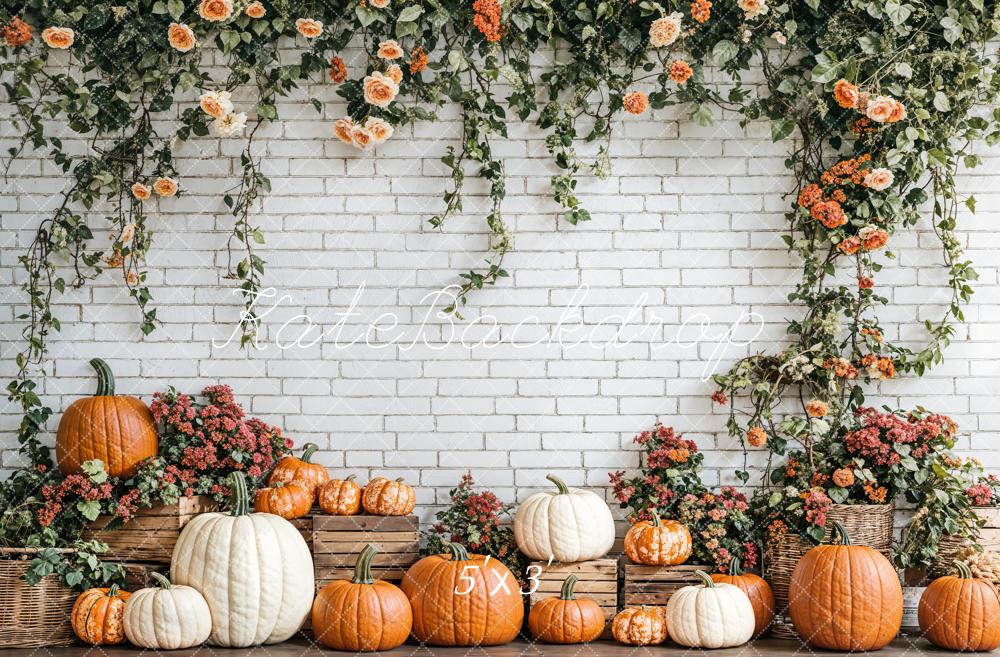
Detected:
left=928, top=534, right=972, bottom=580
left=0, top=547, right=78, bottom=648
left=764, top=503, right=894, bottom=639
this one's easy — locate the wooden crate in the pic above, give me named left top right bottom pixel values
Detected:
left=120, top=562, right=167, bottom=590
left=621, top=560, right=704, bottom=608
left=312, top=515, right=419, bottom=588
left=84, top=496, right=215, bottom=564
left=286, top=508, right=319, bottom=551
left=528, top=559, right=618, bottom=639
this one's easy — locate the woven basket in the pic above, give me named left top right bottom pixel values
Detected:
left=764, top=503, right=894, bottom=639
left=0, top=547, right=78, bottom=648
left=928, top=534, right=972, bottom=580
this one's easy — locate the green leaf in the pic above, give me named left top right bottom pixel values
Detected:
left=933, top=91, right=951, bottom=112
left=77, top=500, right=102, bottom=522
left=356, top=5, right=380, bottom=27
left=771, top=118, right=795, bottom=142
left=167, top=0, right=184, bottom=20
left=397, top=5, right=423, bottom=22
left=711, top=40, right=739, bottom=65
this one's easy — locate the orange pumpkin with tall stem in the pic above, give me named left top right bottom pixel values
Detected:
left=268, top=442, right=329, bottom=494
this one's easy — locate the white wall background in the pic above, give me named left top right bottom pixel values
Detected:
left=3, top=47, right=999, bottom=525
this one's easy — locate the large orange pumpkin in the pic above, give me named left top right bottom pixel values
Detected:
left=623, top=514, right=692, bottom=566
left=254, top=480, right=313, bottom=519
left=268, top=442, right=330, bottom=494
left=788, top=521, right=902, bottom=651
left=363, top=476, right=416, bottom=516
left=56, top=358, right=158, bottom=478
left=401, top=543, right=523, bottom=646
left=611, top=606, right=668, bottom=646
left=312, top=544, right=412, bottom=651
left=711, top=556, right=774, bottom=638
left=528, top=574, right=606, bottom=644
left=318, top=475, right=362, bottom=515
left=71, top=584, right=131, bottom=645
left=918, top=561, right=1000, bottom=651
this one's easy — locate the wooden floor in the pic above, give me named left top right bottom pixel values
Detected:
left=2, top=637, right=963, bottom=656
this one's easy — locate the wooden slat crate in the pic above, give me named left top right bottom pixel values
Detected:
left=312, top=515, right=419, bottom=588
left=120, top=562, right=167, bottom=590
left=84, top=496, right=215, bottom=564
left=528, top=559, right=618, bottom=639
left=286, top=508, right=320, bottom=551
left=621, top=560, right=704, bottom=607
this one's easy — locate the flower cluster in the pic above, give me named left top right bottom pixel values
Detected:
left=833, top=79, right=907, bottom=124
left=676, top=487, right=757, bottom=570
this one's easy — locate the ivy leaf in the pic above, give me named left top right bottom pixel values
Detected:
left=397, top=5, right=423, bottom=22
left=711, top=40, right=738, bottom=65
left=355, top=5, right=380, bottom=27
left=940, top=16, right=963, bottom=43
left=810, top=61, right=839, bottom=84
left=894, top=62, right=913, bottom=78
left=933, top=91, right=951, bottom=112
left=771, top=118, right=795, bottom=142
left=167, top=0, right=184, bottom=20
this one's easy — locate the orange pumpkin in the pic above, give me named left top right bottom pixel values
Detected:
left=918, top=561, right=1000, bottom=651
left=312, top=544, right=412, bottom=651
left=788, top=521, right=902, bottom=651
left=254, top=480, right=313, bottom=519
left=623, top=514, right=692, bottom=566
left=362, top=476, right=416, bottom=516
left=268, top=442, right=330, bottom=494
left=401, top=543, right=523, bottom=646
left=611, top=606, right=668, bottom=646
left=712, top=556, right=774, bottom=638
left=528, top=574, right=606, bottom=644
left=56, top=358, right=158, bottom=478
left=71, top=584, right=131, bottom=645
left=318, top=475, right=362, bottom=515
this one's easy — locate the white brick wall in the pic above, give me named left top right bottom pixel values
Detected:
left=3, top=50, right=1000, bottom=522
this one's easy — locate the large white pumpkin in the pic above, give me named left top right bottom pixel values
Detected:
left=514, top=474, right=615, bottom=562
left=171, top=471, right=315, bottom=647
left=665, top=570, right=755, bottom=649
left=123, top=572, right=212, bottom=650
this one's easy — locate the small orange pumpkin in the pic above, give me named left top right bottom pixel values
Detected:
left=611, top=606, right=668, bottom=646
left=919, top=561, right=1000, bottom=651
left=712, top=556, right=774, bottom=638
left=71, top=584, right=131, bottom=645
left=268, top=442, right=330, bottom=494
left=254, top=480, right=313, bottom=519
left=362, top=476, right=416, bottom=516
left=528, top=574, right=606, bottom=644
left=318, top=475, right=363, bottom=515
left=624, top=514, right=692, bottom=566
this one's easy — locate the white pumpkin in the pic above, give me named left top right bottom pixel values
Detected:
left=123, top=572, right=212, bottom=650
left=665, top=570, right=755, bottom=649
left=170, top=471, right=315, bottom=647
left=514, top=474, right=615, bottom=562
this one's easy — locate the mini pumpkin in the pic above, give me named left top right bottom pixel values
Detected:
left=56, top=358, right=158, bottom=478
left=71, top=584, right=131, bottom=645
left=514, top=474, right=616, bottom=563
left=918, top=561, right=1000, bottom=651
left=254, top=480, right=313, bottom=519
left=711, top=556, right=774, bottom=638
left=788, top=521, right=902, bottom=651
left=528, top=574, right=606, bottom=644
left=362, top=476, right=416, bottom=516
left=624, top=514, right=692, bottom=566
left=312, top=544, right=413, bottom=651
left=611, top=606, right=667, bottom=646
left=123, top=572, right=212, bottom=650
left=666, top=569, right=755, bottom=648
left=268, top=442, right=330, bottom=494
left=318, top=475, right=363, bottom=515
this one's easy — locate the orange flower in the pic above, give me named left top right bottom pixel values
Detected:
left=199, top=90, right=233, bottom=118
left=668, top=60, right=693, bottom=84
left=409, top=46, right=428, bottom=74
left=833, top=79, right=859, bottom=109
left=861, top=327, right=883, bottom=343
left=41, top=26, right=74, bottom=49
left=805, top=399, right=829, bottom=418
left=877, top=357, right=895, bottom=380
left=370, top=0, right=389, bottom=6
left=198, top=0, right=232, bottom=22
left=126, top=271, right=139, bottom=286
left=832, top=468, right=855, bottom=488
left=245, top=2, right=266, bottom=18
left=329, top=56, right=347, bottom=83
left=747, top=426, right=767, bottom=447
left=365, top=117, right=394, bottom=144
left=665, top=448, right=690, bottom=463
left=295, top=18, right=323, bottom=38
left=861, top=353, right=878, bottom=368
left=350, top=124, right=374, bottom=151
left=131, top=183, right=152, bottom=201
left=473, top=0, right=502, bottom=42
left=858, top=276, right=874, bottom=290
left=860, top=226, right=889, bottom=251
left=711, top=390, right=728, bottom=405
left=887, top=98, right=907, bottom=123
left=362, top=71, right=399, bottom=108
left=106, top=249, right=124, bottom=268
left=864, top=483, right=888, bottom=503
left=153, top=177, right=178, bottom=197
left=386, top=64, right=403, bottom=84
left=837, top=236, right=861, bottom=255
left=797, top=183, right=822, bottom=209
left=768, top=519, right=788, bottom=537
left=690, top=0, right=711, bottom=22
left=333, top=118, right=354, bottom=145
left=377, top=39, right=404, bottom=60
left=824, top=357, right=858, bottom=379
left=865, top=95, right=896, bottom=123
left=810, top=200, right=847, bottom=229
left=167, top=23, right=197, bottom=52
left=2, top=17, right=33, bottom=47
left=623, top=91, right=649, bottom=115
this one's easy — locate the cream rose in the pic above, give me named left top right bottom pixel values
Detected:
left=41, top=26, right=74, bottom=49
left=738, top=0, right=769, bottom=18
left=648, top=13, right=682, bottom=48
left=333, top=118, right=354, bottom=145
left=167, top=23, right=196, bottom=52
left=199, top=90, right=233, bottom=118
left=865, top=95, right=896, bottom=123
left=863, top=168, right=894, bottom=192
left=386, top=64, right=403, bottom=84
left=119, top=223, right=137, bottom=244
left=212, top=111, right=247, bottom=137
left=245, top=2, right=266, bottom=18
left=131, top=183, right=151, bottom=201
left=198, top=0, right=233, bottom=21
left=295, top=18, right=323, bottom=38
left=153, top=177, right=179, bottom=197
left=350, top=124, right=374, bottom=151
left=365, top=117, right=394, bottom=144
left=362, top=71, right=399, bottom=108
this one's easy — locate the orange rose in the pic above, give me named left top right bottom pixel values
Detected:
left=805, top=399, right=829, bottom=418
left=245, top=2, right=266, bottom=18
left=833, top=79, right=859, bottom=110
left=295, top=18, right=323, bottom=38
left=168, top=23, right=197, bottom=52
left=153, top=177, right=178, bottom=197
left=199, top=90, right=233, bottom=118
left=832, top=468, right=855, bottom=488
left=366, top=117, right=394, bottom=144
left=377, top=39, right=404, bottom=60
left=837, top=236, right=861, bottom=255
left=865, top=95, right=896, bottom=123
left=198, top=0, right=233, bottom=21
left=3, top=17, right=33, bottom=47
left=746, top=426, right=767, bottom=447
left=370, top=0, right=389, bottom=6
left=131, top=183, right=152, bottom=201
left=362, top=71, right=398, bottom=108
left=333, top=118, right=354, bottom=145
left=668, top=60, right=693, bottom=84
left=887, top=98, right=907, bottom=123
left=126, top=271, right=139, bottom=286
left=409, top=46, right=428, bottom=74
left=623, top=91, right=649, bottom=115
left=350, top=124, right=374, bottom=151
left=41, top=26, right=74, bottom=49
left=859, top=226, right=889, bottom=251
left=329, top=56, right=347, bottom=84
left=386, top=64, right=403, bottom=84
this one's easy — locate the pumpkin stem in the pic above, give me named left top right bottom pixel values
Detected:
left=829, top=520, right=852, bottom=546
left=229, top=471, right=250, bottom=517
left=954, top=561, right=974, bottom=580
left=560, top=574, right=579, bottom=600
left=727, top=556, right=744, bottom=576
left=301, top=442, right=319, bottom=463
left=89, top=358, right=115, bottom=396
left=345, top=474, right=357, bottom=482
left=353, top=544, right=378, bottom=585
left=651, top=513, right=661, bottom=527
left=695, top=570, right=716, bottom=588
left=447, top=542, right=470, bottom=562
left=394, top=477, right=405, bottom=483
left=108, top=584, right=121, bottom=597
left=150, top=572, right=172, bottom=590
left=546, top=474, right=570, bottom=494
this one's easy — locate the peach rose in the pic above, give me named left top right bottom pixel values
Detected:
left=365, top=117, right=394, bottom=144
left=832, top=468, right=855, bottom=488
left=198, top=0, right=233, bottom=21
left=153, top=177, right=178, bottom=197
left=131, top=183, right=152, bottom=201
left=199, top=90, right=233, bottom=118
left=377, top=39, right=404, bottom=60
left=245, top=2, right=266, bottom=18
left=648, top=13, right=682, bottom=48
left=119, top=223, right=137, bottom=245
left=865, top=95, right=896, bottom=123
left=295, top=18, right=323, bottom=38
left=350, top=124, right=374, bottom=151
left=168, top=23, right=196, bottom=52
left=887, top=98, right=907, bottom=123
left=126, top=271, right=139, bottom=286
left=623, top=91, right=649, bottom=115
left=737, top=0, right=768, bottom=18
left=805, top=399, right=829, bottom=418
left=333, top=118, right=354, bottom=145
left=386, top=64, right=403, bottom=84
left=863, top=168, right=894, bottom=191
left=370, top=0, right=389, bottom=7
left=362, top=71, right=399, bottom=108
left=41, top=26, right=74, bottom=49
